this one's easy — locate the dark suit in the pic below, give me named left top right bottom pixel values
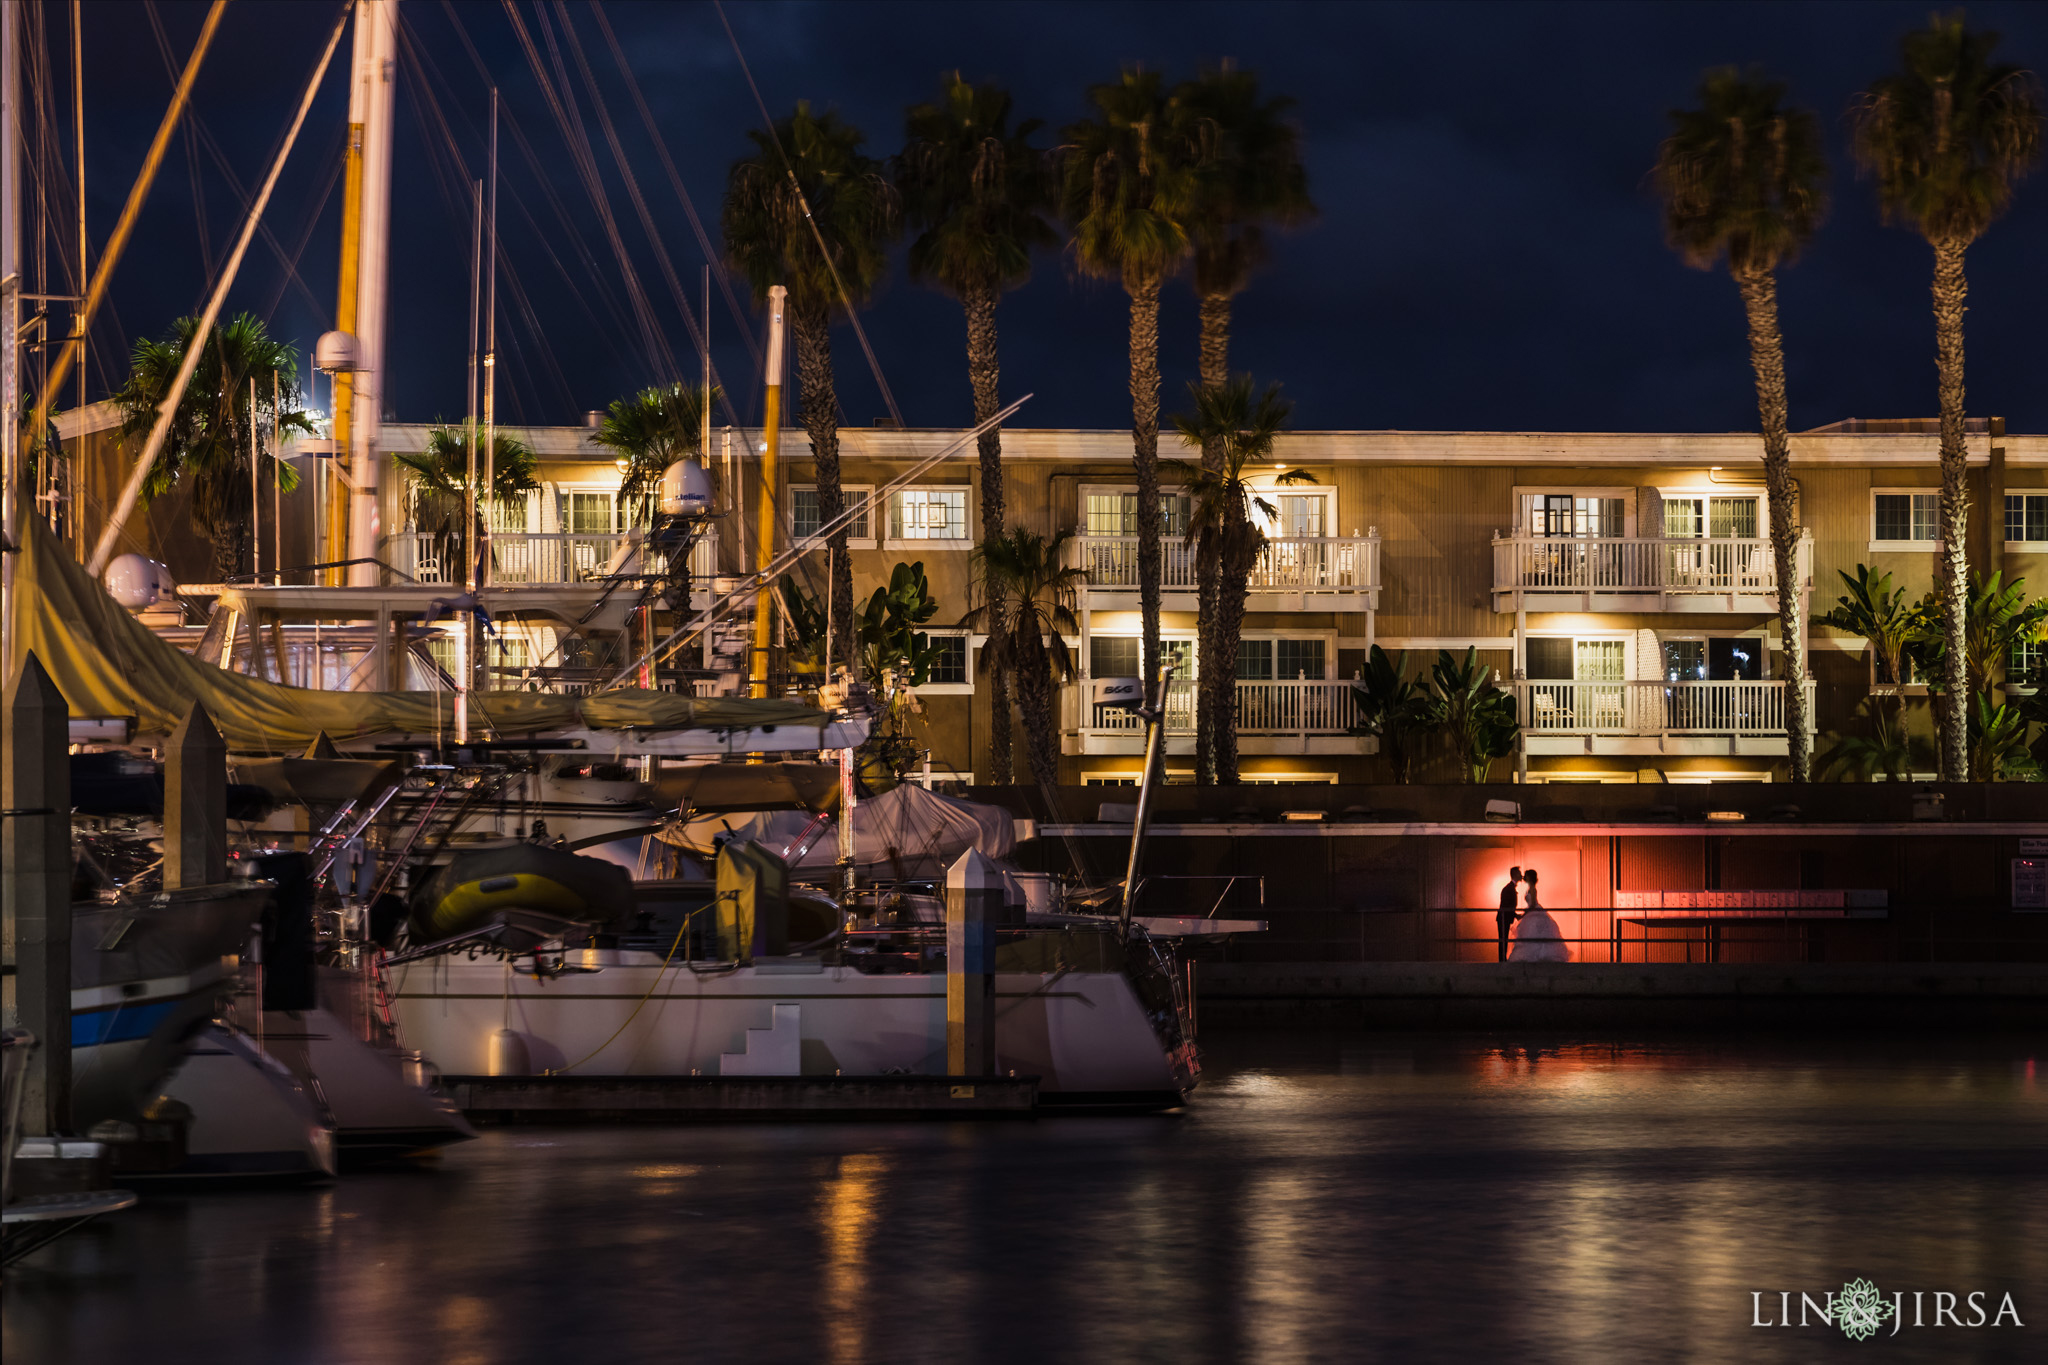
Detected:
left=1497, top=882, right=1521, bottom=961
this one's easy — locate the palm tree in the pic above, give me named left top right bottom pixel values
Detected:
left=967, top=528, right=1084, bottom=787
left=111, top=313, right=310, bottom=581
left=1653, top=67, right=1829, bottom=783
left=1061, top=69, right=1200, bottom=717
left=1818, top=564, right=1929, bottom=781
left=724, top=103, right=899, bottom=672
left=899, top=75, right=1057, bottom=785
left=1427, top=648, right=1521, bottom=784
left=1176, top=67, right=1314, bottom=784
left=1173, top=375, right=1311, bottom=784
left=588, top=383, right=717, bottom=526
left=392, top=425, right=538, bottom=584
left=1853, top=15, right=2044, bottom=779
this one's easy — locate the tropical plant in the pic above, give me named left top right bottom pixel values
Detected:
left=1350, top=645, right=1433, bottom=784
left=1818, top=564, right=1930, bottom=781
left=1853, top=14, right=2044, bottom=778
left=1817, top=699, right=1930, bottom=782
left=1175, top=66, right=1315, bottom=790
left=857, top=561, right=943, bottom=688
left=724, top=103, right=899, bottom=671
left=1902, top=571, right=2048, bottom=778
left=1061, top=69, right=1200, bottom=720
left=393, top=426, right=538, bottom=583
left=1653, top=66, right=1829, bottom=782
left=1172, top=374, right=1311, bottom=783
left=1427, top=648, right=1521, bottom=784
left=899, top=75, right=1056, bottom=785
left=1967, top=692, right=2034, bottom=782
left=966, top=528, right=1084, bottom=787
left=774, top=571, right=829, bottom=678
left=111, top=313, right=310, bottom=581
left=588, top=383, right=717, bottom=525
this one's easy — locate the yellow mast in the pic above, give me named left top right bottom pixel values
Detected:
left=749, top=285, right=785, bottom=698
left=327, top=117, right=362, bottom=587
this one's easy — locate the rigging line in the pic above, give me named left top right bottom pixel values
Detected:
left=433, top=3, right=643, bottom=360
left=712, top=0, right=904, bottom=431
left=391, top=25, right=581, bottom=416
left=259, top=129, right=347, bottom=324
left=140, top=0, right=215, bottom=289
left=501, top=0, right=674, bottom=381
left=139, top=0, right=335, bottom=320
left=551, top=0, right=745, bottom=432
left=589, top=0, right=763, bottom=381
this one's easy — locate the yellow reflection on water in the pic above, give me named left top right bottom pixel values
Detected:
left=818, top=1152, right=891, bottom=1365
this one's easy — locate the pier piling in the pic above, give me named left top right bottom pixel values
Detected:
left=165, top=702, right=226, bottom=889
left=947, top=849, right=1001, bottom=1077
left=3, top=653, right=73, bottom=1134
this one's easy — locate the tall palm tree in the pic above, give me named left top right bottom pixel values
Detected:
left=1176, top=66, right=1314, bottom=781
left=393, top=425, right=538, bottom=582
left=967, top=528, right=1084, bottom=787
left=899, top=75, right=1057, bottom=785
left=588, top=383, right=717, bottom=525
left=1061, top=69, right=1199, bottom=716
left=1853, top=15, right=2043, bottom=780
left=111, top=313, right=310, bottom=582
left=724, top=103, right=899, bottom=672
left=1653, top=67, right=1829, bottom=783
left=1173, top=375, right=1310, bottom=784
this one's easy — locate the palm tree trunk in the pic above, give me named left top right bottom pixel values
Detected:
left=1127, top=273, right=1164, bottom=714
left=792, top=302, right=857, bottom=674
left=1930, top=236, right=1970, bottom=781
left=1193, top=290, right=1231, bottom=785
left=1734, top=267, right=1811, bottom=784
left=963, top=280, right=1014, bottom=785
left=1214, top=517, right=1257, bottom=786
left=1013, top=630, right=1061, bottom=787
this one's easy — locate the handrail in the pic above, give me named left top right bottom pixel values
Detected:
left=1514, top=679, right=1816, bottom=737
left=1069, top=533, right=1381, bottom=592
left=1492, top=533, right=1810, bottom=594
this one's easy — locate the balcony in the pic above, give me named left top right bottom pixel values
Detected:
left=1063, top=677, right=1375, bottom=757
left=1067, top=534, right=1381, bottom=611
left=1490, top=534, right=1809, bottom=613
left=1514, top=679, right=1816, bottom=757
left=387, top=531, right=717, bottom=587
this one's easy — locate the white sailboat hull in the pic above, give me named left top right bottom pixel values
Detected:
left=156, top=1027, right=336, bottom=1181
left=262, top=1006, right=477, bottom=1160
left=389, top=952, right=1185, bottom=1098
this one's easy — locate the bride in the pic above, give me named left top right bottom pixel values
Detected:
left=1508, top=868, right=1570, bottom=962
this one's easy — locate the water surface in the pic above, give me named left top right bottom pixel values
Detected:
left=7, top=1031, right=2044, bottom=1363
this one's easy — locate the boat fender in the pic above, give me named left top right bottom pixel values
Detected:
left=489, top=1028, right=530, bottom=1077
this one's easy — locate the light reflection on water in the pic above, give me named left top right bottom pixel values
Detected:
left=4, top=1033, right=2043, bottom=1364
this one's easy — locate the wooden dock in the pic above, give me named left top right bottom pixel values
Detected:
left=443, top=1073, right=1041, bottom=1124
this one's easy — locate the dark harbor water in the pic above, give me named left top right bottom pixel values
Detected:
left=7, top=1032, right=2045, bottom=1364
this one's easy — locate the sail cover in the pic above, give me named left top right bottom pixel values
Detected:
left=14, top=518, right=848, bottom=753
left=701, top=782, right=1017, bottom=879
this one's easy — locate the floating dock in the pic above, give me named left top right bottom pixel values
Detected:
left=443, top=1074, right=1042, bottom=1124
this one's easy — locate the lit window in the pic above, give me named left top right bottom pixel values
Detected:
left=1083, top=492, right=1191, bottom=536
left=888, top=487, right=968, bottom=541
left=1873, top=492, right=1938, bottom=543
left=2012, top=637, right=2045, bottom=689
left=2006, top=493, right=2048, bottom=545
left=1276, top=638, right=1326, bottom=680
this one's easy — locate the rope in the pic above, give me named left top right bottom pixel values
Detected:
left=544, top=900, right=716, bottom=1074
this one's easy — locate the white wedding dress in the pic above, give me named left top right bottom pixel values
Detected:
left=1508, top=888, right=1570, bottom=962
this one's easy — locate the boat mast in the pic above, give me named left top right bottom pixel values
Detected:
left=335, top=0, right=398, bottom=597
left=1, top=0, right=20, bottom=684
left=749, top=285, right=784, bottom=698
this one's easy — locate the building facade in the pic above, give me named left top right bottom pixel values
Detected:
left=56, top=404, right=2045, bottom=783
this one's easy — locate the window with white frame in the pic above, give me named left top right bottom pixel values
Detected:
left=791, top=484, right=873, bottom=542
left=1518, top=491, right=1627, bottom=538
left=887, top=487, right=969, bottom=542
left=2010, top=636, right=2044, bottom=691
left=1090, top=635, right=1195, bottom=678
left=1236, top=637, right=1329, bottom=680
left=1661, top=493, right=1759, bottom=539
left=1083, top=491, right=1191, bottom=537
left=2005, top=492, right=2048, bottom=546
left=565, top=490, right=616, bottom=534
left=923, top=632, right=969, bottom=686
left=1871, top=490, right=1939, bottom=547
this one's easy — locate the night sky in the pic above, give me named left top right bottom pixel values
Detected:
left=53, top=0, right=2048, bottom=436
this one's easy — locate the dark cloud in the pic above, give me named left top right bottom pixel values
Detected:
left=70, top=0, right=2048, bottom=433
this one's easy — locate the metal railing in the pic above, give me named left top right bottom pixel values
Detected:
left=1491, top=534, right=1809, bottom=595
left=1514, top=679, right=1815, bottom=736
left=386, top=531, right=716, bottom=587
left=1068, top=534, right=1380, bottom=594
left=1069, top=676, right=1362, bottom=736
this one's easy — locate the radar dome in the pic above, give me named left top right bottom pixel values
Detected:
left=659, top=459, right=714, bottom=518
left=104, top=554, right=176, bottom=610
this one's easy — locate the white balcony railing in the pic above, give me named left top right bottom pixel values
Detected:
left=1515, top=680, right=1815, bottom=737
left=1068, top=534, right=1380, bottom=594
left=1069, top=676, right=1362, bottom=736
left=387, top=531, right=716, bottom=587
left=1491, top=535, right=1809, bottom=596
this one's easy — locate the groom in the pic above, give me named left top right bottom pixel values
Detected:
left=1496, top=867, right=1523, bottom=961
